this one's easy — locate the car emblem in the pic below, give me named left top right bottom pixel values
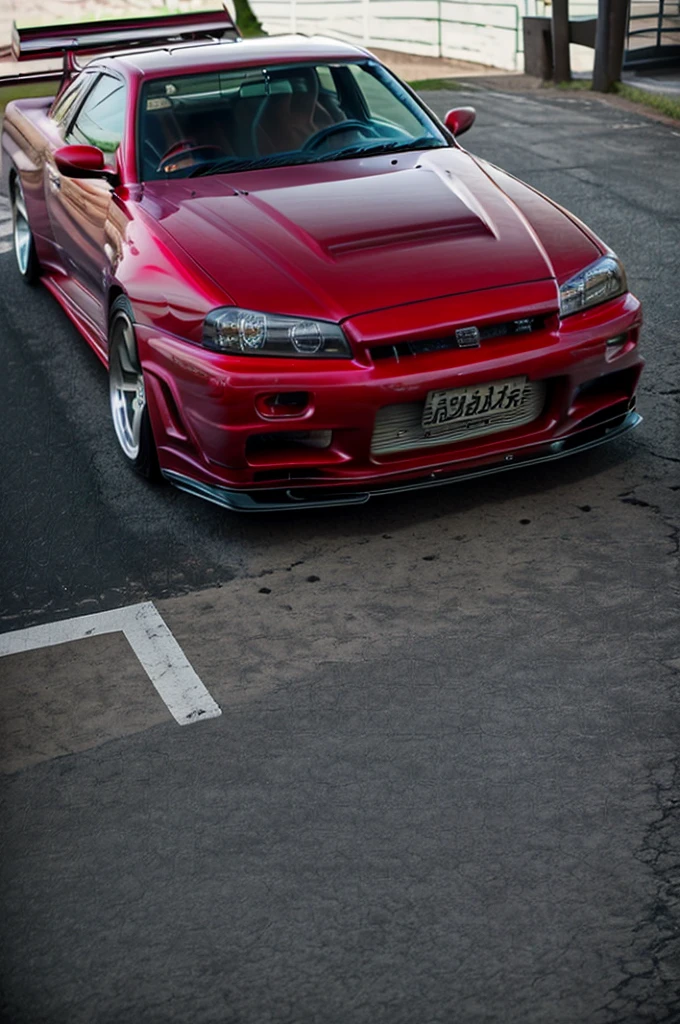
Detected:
left=455, top=326, right=481, bottom=349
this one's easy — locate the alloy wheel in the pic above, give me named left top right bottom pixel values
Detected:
left=109, top=313, right=146, bottom=461
left=13, top=182, right=33, bottom=277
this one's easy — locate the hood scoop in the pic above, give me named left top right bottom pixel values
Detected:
left=145, top=149, right=558, bottom=321
left=327, top=218, right=486, bottom=256
left=246, top=165, right=496, bottom=259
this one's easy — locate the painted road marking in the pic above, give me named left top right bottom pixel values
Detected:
left=0, top=602, right=222, bottom=725
left=0, top=196, right=12, bottom=254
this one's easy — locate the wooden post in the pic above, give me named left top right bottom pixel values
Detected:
left=593, top=0, right=628, bottom=91
left=593, top=0, right=612, bottom=92
left=607, top=0, right=630, bottom=84
left=552, top=0, right=571, bottom=82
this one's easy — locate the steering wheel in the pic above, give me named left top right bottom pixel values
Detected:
left=302, top=120, right=381, bottom=152
left=157, top=142, right=225, bottom=176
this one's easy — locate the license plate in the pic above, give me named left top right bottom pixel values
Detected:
left=422, top=376, right=528, bottom=432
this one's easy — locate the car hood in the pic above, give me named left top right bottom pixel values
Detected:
left=140, top=147, right=600, bottom=321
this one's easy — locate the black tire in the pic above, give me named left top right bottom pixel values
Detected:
left=108, top=296, right=160, bottom=480
left=11, top=177, right=40, bottom=285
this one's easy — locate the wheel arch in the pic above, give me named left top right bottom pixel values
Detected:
left=2, top=143, right=20, bottom=201
left=108, top=286, right=133, bottom=322
left=108, top=291, right=160, bottom=480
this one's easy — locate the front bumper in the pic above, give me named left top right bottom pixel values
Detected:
left=138, top=285, right=644, bottom=510
left=162, top=408, right=642, bottom=510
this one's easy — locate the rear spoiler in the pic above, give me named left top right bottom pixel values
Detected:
left=11, top=7, right=239, bottom=61
left=1, top=7, right=239, bottom=88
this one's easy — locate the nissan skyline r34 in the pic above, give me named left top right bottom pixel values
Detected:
left=1, top=9, right=643, bottom=509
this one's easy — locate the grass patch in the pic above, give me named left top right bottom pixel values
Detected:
left=408, top=78, right=464, bottom=91
left=550, top=77, right=680, bottom=121
left=556, top=79, right=591, bottom=91
left=613, top=82, right=680, bottom=121
left=0, top=81, right=57, bottom=116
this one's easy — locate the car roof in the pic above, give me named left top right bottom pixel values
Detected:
left=95, top=34, right=373, bottom=78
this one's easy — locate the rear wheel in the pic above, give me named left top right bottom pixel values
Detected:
left=108, top=296, right=159, bottom=479
left=11, top=178, right=40, bottom=284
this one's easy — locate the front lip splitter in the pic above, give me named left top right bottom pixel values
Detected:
left=162, top=408, right=642, bottom=512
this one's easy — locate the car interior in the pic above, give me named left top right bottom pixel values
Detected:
left=139, top=61, right=435, bottom=179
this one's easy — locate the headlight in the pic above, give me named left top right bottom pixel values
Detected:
left=559, top=255, right=627, bottom=317
left=203, top=308, right=352, bottom=358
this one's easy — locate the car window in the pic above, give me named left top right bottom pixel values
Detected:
left=51, top=71, right=97, bottom=128
left=348, top=65, right=430, bottom=136
left=65, top=74, right=126, bottom=157
left=138, top=60, right=447, bottom=181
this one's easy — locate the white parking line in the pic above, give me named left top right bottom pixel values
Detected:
left=0, top=602, right=222, bottom=725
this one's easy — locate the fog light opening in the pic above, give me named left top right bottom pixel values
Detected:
left=256, top=392, right=311, bottom=418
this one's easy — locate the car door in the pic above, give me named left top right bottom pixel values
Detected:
left=45, top=72, right=126, bottom=336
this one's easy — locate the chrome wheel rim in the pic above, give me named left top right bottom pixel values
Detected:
left=13, top=184, right=31, bottom=276
left=109, top=315, right=145, bottom=461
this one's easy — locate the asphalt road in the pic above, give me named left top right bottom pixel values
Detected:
left=1, top=86, right=679, bottom=1024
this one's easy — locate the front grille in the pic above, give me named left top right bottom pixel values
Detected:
left=369, top=316, right=544, bottom=362
left=371, top=380, right=547, bottom=455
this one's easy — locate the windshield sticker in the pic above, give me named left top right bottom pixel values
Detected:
left=147, top=97, right=172, bottom=111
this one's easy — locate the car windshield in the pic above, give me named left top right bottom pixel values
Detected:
left=138, top=60, right=448, bottom=181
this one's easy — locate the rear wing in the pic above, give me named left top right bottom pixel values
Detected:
left=1, top=7, right=240, bottom=88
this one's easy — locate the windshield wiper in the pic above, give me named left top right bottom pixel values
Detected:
left=316, top=137, right=446, bottom=162
left=187, top=137, right=447, bottom=178
left=188, top=156, right=256, bottom=177
left=188, top=151, right=319, bottom=177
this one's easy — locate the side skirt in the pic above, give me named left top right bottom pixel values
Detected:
left=41, top=273, right=108, bottom=367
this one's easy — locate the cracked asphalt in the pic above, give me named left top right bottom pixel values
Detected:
left=1, top=86, right=679, bottom=1023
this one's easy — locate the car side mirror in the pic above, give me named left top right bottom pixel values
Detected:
left=54, top=145, right=117, bottom=183
left=444, top=107, right=476, bottom=138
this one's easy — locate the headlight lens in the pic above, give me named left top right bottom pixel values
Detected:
left=559, top=255, right=627, bottom=317
left=203, top=308, right=352, bottom=358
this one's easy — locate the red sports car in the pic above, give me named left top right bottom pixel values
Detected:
left=1, top=10, right=643, bottom=509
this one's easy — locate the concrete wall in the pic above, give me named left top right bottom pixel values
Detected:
left=252, top=0, right=597, bottom=72
left=0, top=0, right=597, bottom=74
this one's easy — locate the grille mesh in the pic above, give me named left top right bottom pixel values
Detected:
left=371, top=380, right=546, bottom=455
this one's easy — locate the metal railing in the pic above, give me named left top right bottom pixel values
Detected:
left=252, top=0, right=529, bottom=69
left=625, top=0, right=680, bottom=67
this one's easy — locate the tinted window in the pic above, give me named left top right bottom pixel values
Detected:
left=138, top=61, right=446, bottom=181
left=349, top=64, right=427, bottom=136
left=51, top=72, right=96, bottom=128
left=66, top=74, right=126, bottom=156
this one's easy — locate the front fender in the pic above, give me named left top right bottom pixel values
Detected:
left=112, top=197, right=235, bottom=348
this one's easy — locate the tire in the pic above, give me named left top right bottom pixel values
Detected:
left=108, top=296, right=160, bottom=480
left=11, top=177, right=40, bottom=284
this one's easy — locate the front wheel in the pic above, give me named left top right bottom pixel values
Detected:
left=11, top=178, right=40, bottom=284
left=108, top=296, right=159, bottom=479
